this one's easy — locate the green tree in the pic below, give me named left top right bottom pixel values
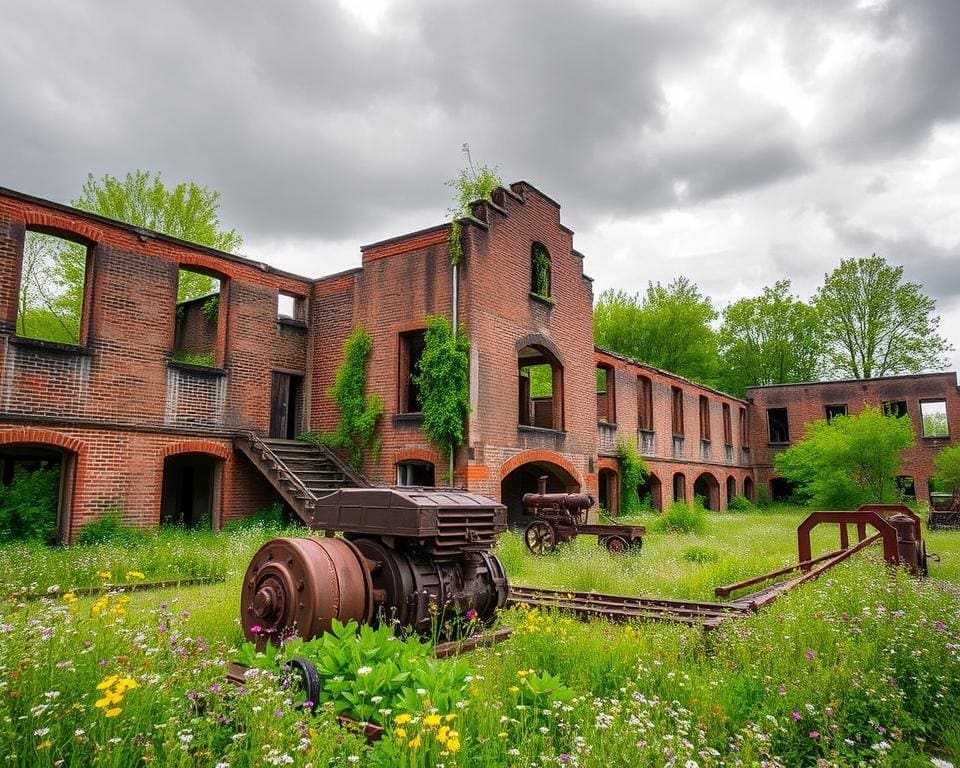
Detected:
left=16, top=232, right=79, bottom=343
left=813, top=254, right=952, bottom=379
left=414, top=315, right=471, bottom=463
left=594, top=277, right=719, bottom=386
left=717, top=280, right=823, bottom=396
left=774, top=406, right=915, bottom=508
left=321, top=328, right=384, bottom=469
left=934, top=445, right=960, bottom=491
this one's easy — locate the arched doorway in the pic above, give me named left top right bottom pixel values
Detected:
left=673, top=472, right=686, bottom=503
left=693, top=472, right=720, bottom=511
left=161, top=452, right=222, bottom=528
left=744, top=476, right=755, bottom=502
left=0, top=443, right=73, bottom=544
left=726, top=476, right=737, bottom=508
left=500, top=458, right=580, bottom=528
left=598, top=467, right=618, bottom=513
left=638, top=472, right=663, bottom=512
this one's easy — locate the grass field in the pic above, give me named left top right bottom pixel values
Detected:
left=2, top=509, right=960, bottom=766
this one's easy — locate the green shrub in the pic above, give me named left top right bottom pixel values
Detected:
left=756, top=482, right=770, bottom=508
left=616, top=436, right=648, bottom=515
left=651, top=501, right=708, bottom=535
left=223, top=502, right=290, bottom=532
left=76, top=509, right=142, bottom=546
left=727, top=494, right=754, bottom=512
left=0, top=466, right=60, bottom=544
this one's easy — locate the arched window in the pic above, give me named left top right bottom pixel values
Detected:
left=530, top=242, right=551, bottom=299
left=397, top=461, right=435, bottom=487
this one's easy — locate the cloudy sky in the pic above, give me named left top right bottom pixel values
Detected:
left=3, top=0, right=959, bottom=369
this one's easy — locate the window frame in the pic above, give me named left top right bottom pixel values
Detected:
left=767, top=407, right=790, bottom=444
left=398, top=329, right=427, bottom=415
left=530, top=241, right=552, bottom=300
left=919, top=399, right=950, bottom=438
left=172, top=265, right=228, bottom=369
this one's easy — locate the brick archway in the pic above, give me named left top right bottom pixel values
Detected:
left=23, top=210, right=103, bottom=244
left=391, top=447, right=444, bottom=468
left=0, top=427, right=87, bottom=544
left=498, top=449, right=584, bottom=488
left=499, top=449, right=585, bottom=526
left=160, top=440, right=231, bottom=461
left=157, top=439, right=230, bottom=529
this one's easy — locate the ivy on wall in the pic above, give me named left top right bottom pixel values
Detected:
left=531, top=243, right=551, bottom=297
left=616, top=436, right=649, bottom=516
left=414, top=315, right=471, bottom=461
left=307, top=328, right=383, bottom=469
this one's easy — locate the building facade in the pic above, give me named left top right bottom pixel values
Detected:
left=0, top=182, right=956, bottom=541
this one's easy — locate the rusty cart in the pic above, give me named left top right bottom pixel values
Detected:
left=929, top=489, right=960, bottom=529
left=521, top=476, right=645, bottom=555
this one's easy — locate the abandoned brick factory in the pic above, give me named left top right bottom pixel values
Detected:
left=0, top=182, right=957, bottom=543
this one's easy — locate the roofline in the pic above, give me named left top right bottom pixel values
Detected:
left=360, top=222, right=451, bottom=252
left=0, top=186, right=314, bottom=284
left=511, top=180, right=562, bottom=210
left=745, top=370, right=959, bottom=391
left=595, top=345, right=749, bottom=404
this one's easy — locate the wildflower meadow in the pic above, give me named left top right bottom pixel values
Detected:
left=2, top=512, right=960, bottom=766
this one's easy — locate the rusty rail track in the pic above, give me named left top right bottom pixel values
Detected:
left=11, top=575, right=226, bottom=602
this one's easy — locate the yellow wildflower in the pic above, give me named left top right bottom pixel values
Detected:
left=447, top=737, right=460, bottom=752
left=63, top=592, right=77, bottom=603
left=37, top=740, right=52, bottom=750
left=424, top=714, right=441, bottom=728
left=408, top=736, right=421, bottom=750
left=97, top=675, right=119, bottom=690
left=95, top=696, right=111, bottom=709
left=394, top=713, right=412, bottom=725
left=98, top=571, right=112, bottom=580
left=394, top=728, right=407, bottom=740
left=105, top=707, right=122, bottom=718
left=509, top=686, right=520, bottom=694
left=517, top=670, right=529, bottom=678
left=444, top=714, right=456, bottom=722
left=126, top=571, right=145, bottom=580
left=437, top=725, right=450, bottom=743
left=498, top=732, right=508, bottom=738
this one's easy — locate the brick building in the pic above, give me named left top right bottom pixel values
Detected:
left=0, top=182, right=956, bottom=541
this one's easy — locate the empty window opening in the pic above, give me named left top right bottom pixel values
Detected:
left=278, top=292, right=305, bottom=321
left=883, top=400, right=908, bottom=418
left=671, top=387, right=685, bottom=436
left=530, top=242, right=551, bottom=298
left=673, top=472, right=686, bottom=503
left=597, top=364, right=616, bottom=424
left=397, top=461, right=435, bottom=487
left=637, top=376, right=653, bottom=432
left=16, top=230, right=89, bottom=345
left=726, top=476, right=736, bottom=506
left=770, top=477, right=796, bottom=503
left=399, top=330, right=427, bottom=413
left=896, top=475, right=916, bottom=501
left=174, top=268, right=220, bottom=367
left=518, top=345, right=563, bottom=430
left=0, top=445, right=68, bottom=545
left=921, top=400, right=949, bottom=437
left=743, top=476, right=755, bottom=502
left=161, top=453, right=220, bottom=529
left=767, top=408, right=789, bottom=443
left=722, top=403, right=732, bottom=445
left=694, top=472, right=720, bottom=511
left=699, top=396, right=711, bottom=441
left=598, top=467, right=618, bottom=513
left=739, top=407, right=750, bottom=449
left=825, top=404, right=848, bottom=422
left=270, top=372, right=304, bottom=439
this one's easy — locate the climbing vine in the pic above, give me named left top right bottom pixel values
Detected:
left=531, top=243, right=551, bottom=297
left=616, top=436, right=649, bottom=516
left=309, top=328, right=383, bottom=469
left=446, top=149, right=502, bottom=265
left=414, top=315, right=471, bottom=460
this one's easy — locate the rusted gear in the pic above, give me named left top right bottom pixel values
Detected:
left=241, top=537, right=373, bottom=644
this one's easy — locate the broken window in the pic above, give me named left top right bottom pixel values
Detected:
left=671, top=387, right=684, bottom=436
left=397, top=461, right=435, bottom=487
left=278, top=292, right=305, bottom=321
left=398, top=330, right=427, bottom=413
left=767, top=407, right=789, bottom=443
left=699, top=395, right=711, bottom=441
left=637, top=376, right=653, bottom=432
left=883, top=400, right=908, bottom=418
left=825, top=404, right=848, bottom=422
left=173, top=267, right=221, bottom=367
left=896, top=475, right=916, bottom=500
left=530, top=242, right=551, bottom=298
left=722, top=403, right=732, bottom=445
left=519, top=345, right=563, bottom=430
left=920, top=400, right=949, bottom=437
left=596, top=364, right=616, bottom=424
left=16, top=230, right=90, bottom=345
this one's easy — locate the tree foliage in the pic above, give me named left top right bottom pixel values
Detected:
left=774, top=406, right=915, bottom=509
left=716, top=280, right=823, bottom=397
left=0, top=466, right=60, bottom=544
left=594, top=277, right=719, bottom=386
left=934, top=445, right=960, bottom=490
left=446, top=153, right=502, bottom=265
left=321, top=328, right=383, bottom=469
left=415, top=315, right=471, bottom=459
left=813, top=254, right=952, bottom=379
left=15, top=232, right=82, bottom=344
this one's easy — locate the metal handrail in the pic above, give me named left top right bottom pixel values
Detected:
left=239, top=430, right=316, bottom=504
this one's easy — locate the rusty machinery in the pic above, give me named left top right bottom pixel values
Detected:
left=521, top=476, right=645, bottom=555
left=241, top=488, right=509, bottom=644
left=929, top=488, right=960, bottom=529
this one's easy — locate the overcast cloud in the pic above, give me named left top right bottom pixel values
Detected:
left=2, top=0, right=958, bottom=370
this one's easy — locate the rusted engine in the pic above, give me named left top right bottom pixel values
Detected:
left=521, top=476, right=645, bottom=554
left=241, top=488, right=509, bottom=644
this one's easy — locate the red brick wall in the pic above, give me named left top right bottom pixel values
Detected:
left=747, top=373, right=960, bottom=500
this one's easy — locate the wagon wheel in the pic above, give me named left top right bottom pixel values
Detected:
left=604, top=535, right=629, bottom=554
left=524, top=520, right=556, bottom=555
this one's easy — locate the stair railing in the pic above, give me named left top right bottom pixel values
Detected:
left=239, top=430, right=317, bottom=505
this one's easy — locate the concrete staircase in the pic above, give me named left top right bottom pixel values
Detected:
left=234, top=434, right=368, bottom=526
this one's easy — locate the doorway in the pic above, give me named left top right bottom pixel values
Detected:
left=270, top=372, right=303, bottom=439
